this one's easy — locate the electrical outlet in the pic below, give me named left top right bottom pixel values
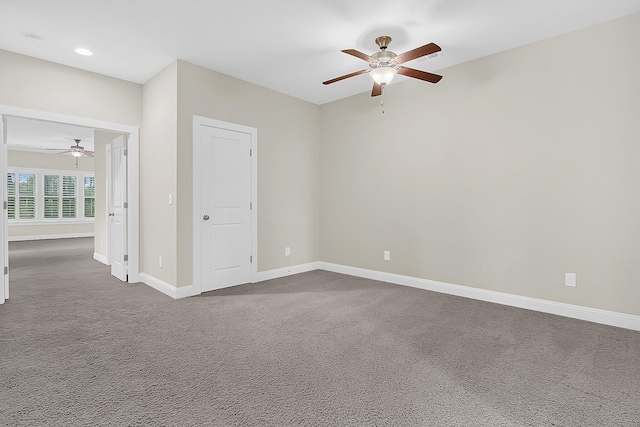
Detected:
left=285, top=247, right=291, bottom=256
left=159, top=256, right=163, bottom=268
left=565, top=273, right=576, bottom=287
left=384, top=251, right=390, bottom=261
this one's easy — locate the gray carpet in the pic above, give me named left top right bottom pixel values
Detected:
left=1, top=238, right=639, bottom=426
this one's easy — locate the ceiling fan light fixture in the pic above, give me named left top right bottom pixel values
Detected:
left=370, top=66, right=397, bottom=86
left=71, top=151, right=83, bottom=157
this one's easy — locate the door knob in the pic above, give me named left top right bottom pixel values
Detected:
left=203, top=214, right=210, bottom=221
left=108, top=213, right=115, bottom=217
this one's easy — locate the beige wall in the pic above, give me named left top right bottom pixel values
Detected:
left=176, top=60, right=320, bottom=286
left=93, top=130, right=123, bottom=259
left=320, top=13, right=640, bottom=316
left=7, top=150, right=95, bottom=239
left=8, top=150, right=94, bottom=171
left=1, top=49, right=321, bottom=289
left=141, top=62, right=178, bottom=284
left=0, top=49, right=141, bottom=126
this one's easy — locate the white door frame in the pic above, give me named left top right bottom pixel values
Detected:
left=0, top=105, right=140, bottom=304
left=105, top=143, right=112, bottom=266
left=1, top=115, right=7, bottom=302
left=192, top=115, right=257, bottom=295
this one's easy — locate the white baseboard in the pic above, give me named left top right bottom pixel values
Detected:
left=139, top=263, right=318, bottom=299
left=317, top=262, right=640, bottom=332
left=139, top=261, right=640, bottom=332
left=139, top=273, right=198, bottom=300
left=93, top=252, right=108, bottom=265
left=254, top=261, right=321, bottom=283
left=9, top=232, right=94, bottom=242
left=176, top=284, right=198, bottom=299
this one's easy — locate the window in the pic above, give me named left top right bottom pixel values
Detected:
left=44, top=175, right=59, bottom=218
left=7, top=173, right=15, bottom=220
left=62, top=176, right=76, bottom=218
left=7, top=168, right=94, bottom=224
left=18, top=173, right=36, bottom=219
left=84, top=176, right=95, bottom=218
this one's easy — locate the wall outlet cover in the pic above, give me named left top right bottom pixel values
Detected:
left=565, top=273, right=576, bottom=287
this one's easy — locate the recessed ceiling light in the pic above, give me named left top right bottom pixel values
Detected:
left=75, top=48, right=93, bottom=56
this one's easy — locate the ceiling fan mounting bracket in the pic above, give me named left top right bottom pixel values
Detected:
left=375, top=36, right=392, bottom=50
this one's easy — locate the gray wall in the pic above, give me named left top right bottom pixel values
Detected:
left=319, top=13, right=640, bottom=316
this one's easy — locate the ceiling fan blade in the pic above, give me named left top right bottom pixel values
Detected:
left=397, top=66, right=443, bottom=83
left=323, top=69, right=368, bottom=85
left=394, top=43, right=441, bottom=64
left=371, top=82, right=382, bottom=97
left=83, top=151, right=95, bottom=158
left=341, top=49, right=376, bottom=63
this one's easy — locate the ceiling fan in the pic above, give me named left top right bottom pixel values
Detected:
left=47, top=139, right=95, bottom=158
left=323, top=36, right=443, bottom=97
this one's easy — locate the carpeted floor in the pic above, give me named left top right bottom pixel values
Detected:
left=1, top=238, right=639, bottom=426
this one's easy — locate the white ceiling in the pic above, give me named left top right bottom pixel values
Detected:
left=1, top=1, right=640, bottom=105
left=6, top=117, right=95, bottom=153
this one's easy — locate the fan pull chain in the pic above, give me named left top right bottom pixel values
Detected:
left=75, top=157, right=79, bottom=169
left=380, top=87, right=385, bottom=114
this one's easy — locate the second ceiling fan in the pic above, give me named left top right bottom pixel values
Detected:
left=47, top=139, right=95, bottom=158
left=323, top=36, right=443, bottom=96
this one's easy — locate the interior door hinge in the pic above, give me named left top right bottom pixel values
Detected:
left=123, top=202, right=128, bottom=209
left=124, top=255, right=129, bottom=262
left=4, top=266, right=8, bottom=275
left=250, top=149, right=252, bottom=157
left=250, top=202, right=252, bottom=210
left=124, top=148, right=128, bottom=156
left=3, top=201, right=6, bottom=210
left=250, top=255, right=253, bottom=264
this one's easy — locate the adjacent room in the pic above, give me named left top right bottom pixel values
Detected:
left=6, top=118, right=97, bottom=242
left=1, top=1, right=639, bottom=425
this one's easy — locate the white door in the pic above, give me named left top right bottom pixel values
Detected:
left=107, top=135, right=127, bottom=281
left=198, top=124, right=252, bottom=292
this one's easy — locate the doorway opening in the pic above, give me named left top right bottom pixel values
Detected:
left=0, top=106, right=140, bottom=304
